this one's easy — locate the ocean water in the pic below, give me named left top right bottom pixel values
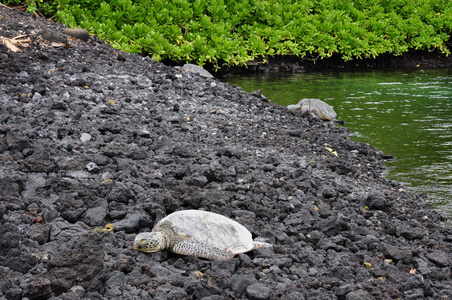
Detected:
left=222, top=69, right=452, bottom=218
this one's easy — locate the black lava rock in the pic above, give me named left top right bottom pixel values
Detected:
left=1, top=5, right=452, bottom=300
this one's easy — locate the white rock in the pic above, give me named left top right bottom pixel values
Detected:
left=80, top=133, right=92, bottom=143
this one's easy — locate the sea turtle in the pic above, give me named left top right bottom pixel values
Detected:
left=133, top=210, right=272, bottom=261
left=287, top=98, right=337, bottom=121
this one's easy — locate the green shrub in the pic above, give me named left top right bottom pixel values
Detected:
left=7, top=0, right=452, bottom=69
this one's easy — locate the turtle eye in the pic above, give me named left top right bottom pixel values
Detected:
left=138, top=239, right=148, bottom=249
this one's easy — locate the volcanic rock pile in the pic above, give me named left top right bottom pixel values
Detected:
left=1, top=6, right=452, bottom=299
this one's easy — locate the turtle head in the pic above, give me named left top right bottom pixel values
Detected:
left=133, top=232, right=165, bottom=253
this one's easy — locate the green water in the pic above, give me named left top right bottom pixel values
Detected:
left=222, top=69, right=452, bottom=218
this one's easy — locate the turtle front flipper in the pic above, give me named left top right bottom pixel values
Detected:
left=172, top=240, right=235, bottom=261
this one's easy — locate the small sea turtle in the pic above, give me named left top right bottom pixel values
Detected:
left=133, top=210, right=272, bottom=260
left=287, top=98, right=337, bottom=121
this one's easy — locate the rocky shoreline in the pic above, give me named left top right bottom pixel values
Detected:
left=1, top=6, right=452, bottom=300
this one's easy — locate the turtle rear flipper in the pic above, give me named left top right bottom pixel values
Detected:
left=172, top=240, right=235, bottom=261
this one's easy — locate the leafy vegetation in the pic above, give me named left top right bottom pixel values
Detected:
left=4, top=0, right=452, bottom=69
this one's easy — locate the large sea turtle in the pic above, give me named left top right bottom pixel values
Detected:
left=288, top=98, right=337, bottom=121
left=133, top=210, right=272, bottom=260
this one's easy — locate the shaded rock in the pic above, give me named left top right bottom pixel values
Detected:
left=0, top=223, right=38, bottom=273
left=28, top=223, right=51, bottom=245
left=23, top=277, right=52, bottom=300
left=6, top=131, right=31, bottom=151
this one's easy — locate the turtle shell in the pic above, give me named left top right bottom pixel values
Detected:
left=288, top=98, right=337, bottom=121
left=152, top=210, right=254, bottom=254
